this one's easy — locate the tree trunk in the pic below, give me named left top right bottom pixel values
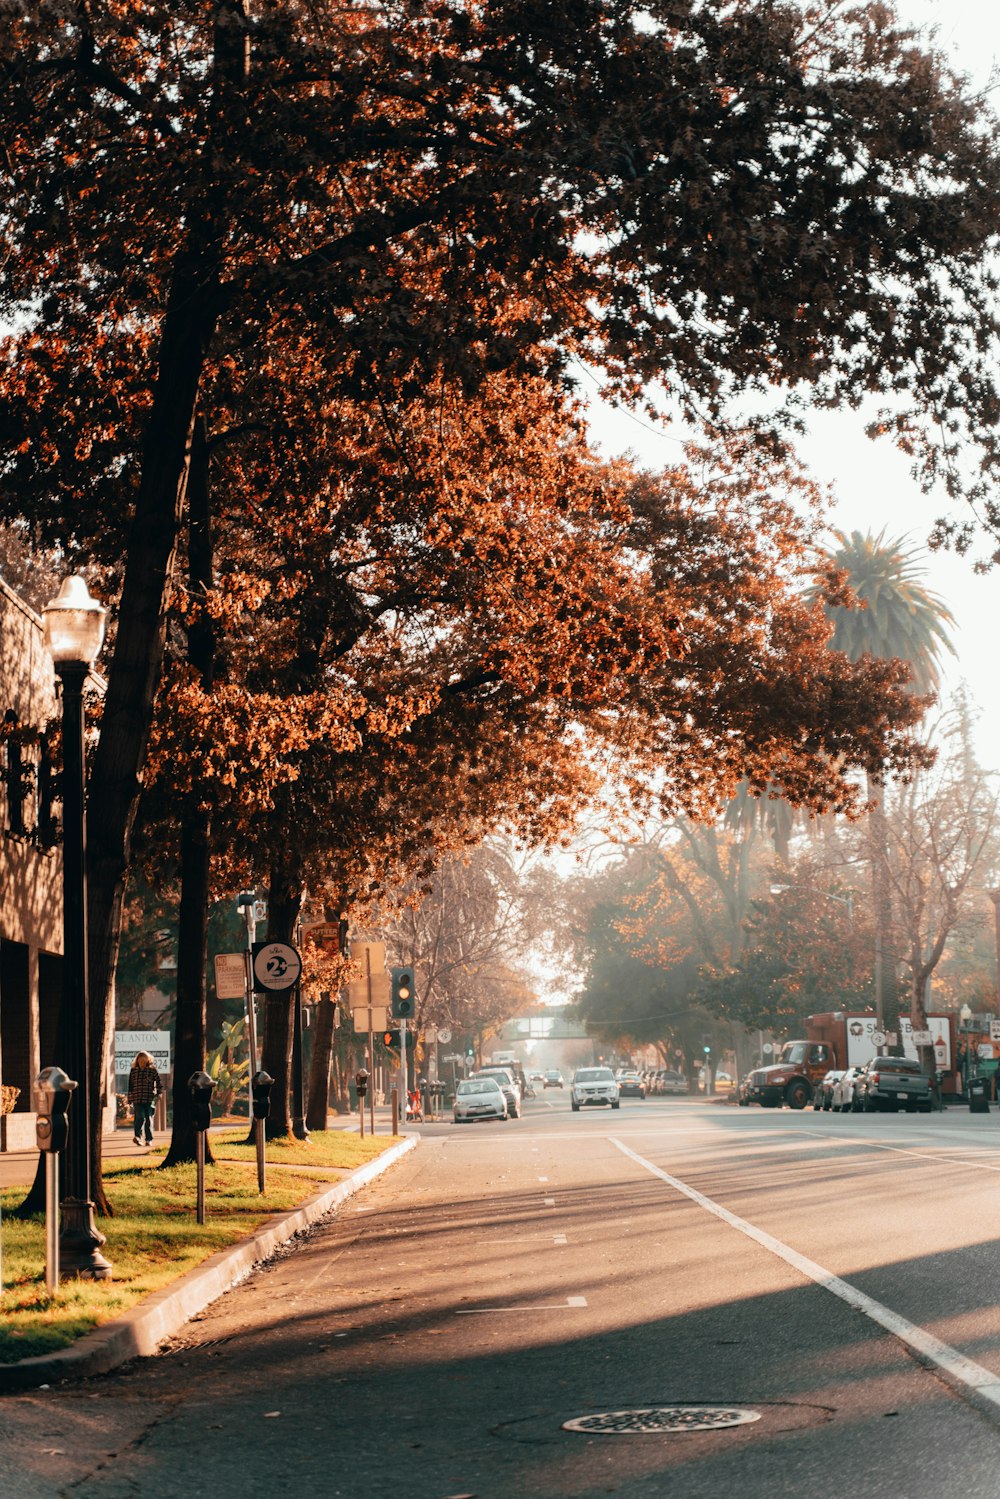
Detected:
left=162, top=417, right=216, bottom=1168
left=306, top=994, right=336, bottom=1130
left=82, top=4, right=249, bottom=1212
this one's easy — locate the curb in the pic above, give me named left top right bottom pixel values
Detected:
left=0, top=1134, right=418, bottom=1394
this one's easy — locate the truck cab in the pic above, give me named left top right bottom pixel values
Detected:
left=748, top=1040, right=835, bottom=1110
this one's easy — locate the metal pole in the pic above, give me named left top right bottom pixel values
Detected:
left=391, top=1089, right=399, bottom=1136
left=359, top=1085, right=365, bottom=1138
left=400, top=1018, right=408, bottom=1123
left=291, top=971, right=309, bottom=1140
left=56, top=661, right=110, bottom=1279
left=45, top=1153, right=59, bottom=1293
left=242, top=907, right=259, bottom=1118
left=368, top=1030, right=375, bottom=1135
left=255, top=1117, right=266, bottom=1193
left=196, top=1130, right=206, bottom=1224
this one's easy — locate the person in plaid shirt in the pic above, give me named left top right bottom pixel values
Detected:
left=128, top=1051, right=161, bottom=1146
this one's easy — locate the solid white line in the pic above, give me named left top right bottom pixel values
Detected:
left=802, top=1128, right=1000, bottom=1175
left=610, top=1136, right=1000, bottom=1413
left=543, top=1197, right=555, bottom=1206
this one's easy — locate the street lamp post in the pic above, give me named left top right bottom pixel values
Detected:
left=42, top=576, right=112, bottom=1279
left=959, top=1002, right=973, bottom=1099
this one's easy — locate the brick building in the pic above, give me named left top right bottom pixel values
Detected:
left=0, top=575, right=65, bottom=1147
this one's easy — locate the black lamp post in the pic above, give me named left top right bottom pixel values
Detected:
left=43, top=576, right=112, bottom=1279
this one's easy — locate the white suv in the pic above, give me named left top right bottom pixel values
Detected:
left=571, top=1067, right=620, bottom=1112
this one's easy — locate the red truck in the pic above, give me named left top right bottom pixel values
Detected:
left=744, top=1010, right=956, bottom=1109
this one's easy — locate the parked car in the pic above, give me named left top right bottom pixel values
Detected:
left=660, top=1069, right=688, bottom=1095
left=854, top=1056, right=933, bottom=1113
left=474, top=1067, right=521, bottom=1118
left=616, top=1071, right=646, bottom=1099
left=571, top=1066, right=620, bottom=1111
left=830, top=1067, right=866, bottom=1111
left=812, top=1069, right=845, bottom=1111
left=543, top=1069, right=564, bottom=1089
left=453, top=1077, right=508, bottom=1123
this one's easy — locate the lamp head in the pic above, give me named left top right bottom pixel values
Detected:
left=42, top=575, right=106, bottom=667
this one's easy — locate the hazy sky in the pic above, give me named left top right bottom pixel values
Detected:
left=585, top=0, right=1000, bottom=764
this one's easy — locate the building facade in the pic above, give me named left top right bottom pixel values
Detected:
left=0, top=575, right=64, bottom=1147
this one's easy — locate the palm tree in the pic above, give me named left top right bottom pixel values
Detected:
left=818, top=529, right=956, bottom=692
left=810, top=529, right=956, bottom=1045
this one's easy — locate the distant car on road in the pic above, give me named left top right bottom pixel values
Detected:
left=474, top=1067, right=521, bottom=1118
left=659, top=1070, right=688, bottom=1095
left=571, top=1067, right=620, bottom=1111
left=812, top=1070, right=845, bottom=1111
left=543, top=1070, right=564, bottom=1089
left=453, top=1077, right=507, bottom=1123
left=616, top=1071, right=646, bottom=1098
left=830, top=1067, right=866, bottom=1112
left=854, top=1056, right=932, bottom=1113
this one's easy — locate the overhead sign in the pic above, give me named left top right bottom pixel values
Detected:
left=351, top=1006, right=388, bottom=1032
left=214, top=952, right=247, bottom=1000
left=252, top=941, right=302, bottom=992
left=114, top=1030, right=171, bottom=1079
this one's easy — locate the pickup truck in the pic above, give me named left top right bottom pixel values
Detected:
left=853, top=1056, right=932, bottom=1113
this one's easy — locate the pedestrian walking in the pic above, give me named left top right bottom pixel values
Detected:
left=128, top=1051, right=161, bottom=1146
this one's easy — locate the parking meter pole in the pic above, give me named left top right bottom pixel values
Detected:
left=196, top=1129, right=206, bottom=1224
left=255, top=1119, right=265, bottom=1193
left=36, top=1067, right=76, bottom=1292
left=45, top=1154, right=59, bottom=1292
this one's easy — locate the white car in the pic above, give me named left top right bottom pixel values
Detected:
left=454, top=1077, right=508, bottom=1123
left=830, top=1067, right=866, bottom=1112
left=571, top=1066, right=620, bottom=1111
left=473, top=1067, right=521, bottom=1118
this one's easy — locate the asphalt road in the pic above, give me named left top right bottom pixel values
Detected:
left=8, top=1094, right=1000, bottom=1497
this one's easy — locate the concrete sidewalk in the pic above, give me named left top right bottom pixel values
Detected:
left=0, top=1129, right=418, bottom=1392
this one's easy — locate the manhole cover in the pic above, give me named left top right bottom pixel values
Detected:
left=562, top=1406, right=762, bottom=1435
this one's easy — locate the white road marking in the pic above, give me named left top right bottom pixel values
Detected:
left=543, top=1197, right=555, bottom=1206
left=538, top=1175, right=549, bottom=1181
left=554, top=1234, right=568, bottom=1245
left=456, top=1297, right=587, bottom=1314
left=802, top=1128, right=1000, bottom=1174
left=611, top=1136, right=1000, bottom=1415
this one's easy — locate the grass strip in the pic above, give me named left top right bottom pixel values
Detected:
left=0, top=1132, right=394, bottom=1364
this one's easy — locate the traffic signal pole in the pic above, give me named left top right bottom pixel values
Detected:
left=400, top=1018, right=408, bottom=1123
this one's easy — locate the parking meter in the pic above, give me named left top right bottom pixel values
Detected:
left=355, top=1068, right=369, bottom=1098
left=252, top=1069, right=274, bottom=1120
left=188, top=1070, right=214, bottom=1131
left=35, top=1066, right=76, bottom=1154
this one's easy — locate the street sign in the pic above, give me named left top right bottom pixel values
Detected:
left=351, top=1006, right=388, bottom=1032
left=114, top=1029, right=171, bottom=1079
left=303, top=921, right=341, bottom=953
left=214, top=952, right=247, bottom=1000
left=424, top=1025, right=438, bottom=1044
left=347, top=971, right=390, bottom=1010
left=990, top=1020, right=1000, bottom=1043
left=252, top=941, right=302, bottom=992
left=872, top=1030, right=886, bottom=1046
left=910, top=1029, right=933, bottom=1046
left=437, top=1027, right=452, bottom=1044
left=353, top=941, right=386, bottom=973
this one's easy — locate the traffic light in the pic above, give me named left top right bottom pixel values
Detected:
left=382, top=1029, right=401, bottom=1052
left=702, top=1034, right=712, bottom=1056
left=391, top=966, right=415, bottom=1018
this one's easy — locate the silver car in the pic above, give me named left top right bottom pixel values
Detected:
left=571, top=1066, right=620, bottom=1111
left=454, top=1077, right=507, bottom=1123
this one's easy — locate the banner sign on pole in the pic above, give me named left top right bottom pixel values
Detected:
left=114, top=1029, right=171, bottom=1079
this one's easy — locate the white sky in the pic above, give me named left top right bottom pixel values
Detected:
left=585, top=0, right=1000, bottom=767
